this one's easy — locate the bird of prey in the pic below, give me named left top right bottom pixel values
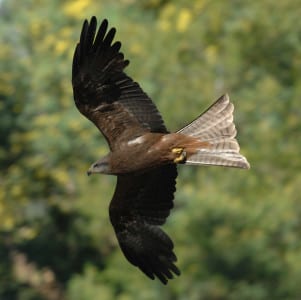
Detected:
left=72, top=16, right=250, bottom=284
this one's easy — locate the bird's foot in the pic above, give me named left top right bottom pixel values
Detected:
left=172, top=147, right=187, bottom=164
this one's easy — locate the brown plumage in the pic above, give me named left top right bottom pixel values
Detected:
left=72, top=16, right=250, bottom=284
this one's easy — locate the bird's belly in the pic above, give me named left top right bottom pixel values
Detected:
left=111, top=148, right=166, bottom=174
left=111, top=134, right=173, bottom=174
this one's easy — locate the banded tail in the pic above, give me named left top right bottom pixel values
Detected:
left=178, top=94, right=250, bottom=169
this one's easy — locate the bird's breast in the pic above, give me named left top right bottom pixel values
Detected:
left=110, top=133, right=170, bottom=174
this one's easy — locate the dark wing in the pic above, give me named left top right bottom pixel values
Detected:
left=109, top=164, right=180, bottom=284
left=72, top=17, right=167, bottom=150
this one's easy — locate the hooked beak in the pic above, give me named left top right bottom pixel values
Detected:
left=86, top=159, right=110, bottom=176
left=87, top=166, right=94, bottom=176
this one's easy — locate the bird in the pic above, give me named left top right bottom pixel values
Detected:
left=72, top=16, right=250, bottom=285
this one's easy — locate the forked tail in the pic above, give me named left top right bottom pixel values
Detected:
left=177, top=94, right=250, bottom=169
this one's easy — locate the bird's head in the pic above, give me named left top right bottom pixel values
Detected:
left=87, top=156, right=111, bottom=175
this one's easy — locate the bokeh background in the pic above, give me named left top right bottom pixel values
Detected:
left=1, top=0, right=301, bottom=299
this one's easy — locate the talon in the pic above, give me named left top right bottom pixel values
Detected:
left=172, top=148, right=187, bottom=164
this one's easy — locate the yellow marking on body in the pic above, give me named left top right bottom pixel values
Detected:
left=172, top=147, right=183, bottom=154
left=172, top=147, right=187, bottom=163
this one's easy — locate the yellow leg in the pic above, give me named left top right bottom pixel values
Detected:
left=172, top=147, right=187, bottom=163
left=172, top=148, right=183, bottom=154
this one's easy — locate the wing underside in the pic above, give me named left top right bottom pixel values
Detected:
left=72, top=17, right=168, bottom=149
left=109, top=165, right=180, bottom=284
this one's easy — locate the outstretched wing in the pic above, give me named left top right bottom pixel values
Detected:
left=72, top=17, right=167, bottom=150
left=109, top=164, right=180, bottom=284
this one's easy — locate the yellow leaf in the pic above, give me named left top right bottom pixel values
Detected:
left=55, top=40, right=69, bottom=55
left=161, top=3, right=176, bottom=18
left=205, top=44, right=218, bottom=63
left=177, top=8, right=192, bottom=33
left=157, top=3, right=176, bottom=32
left=129, top=43, right=142, bottom=55
left=63, top=0, right=92, bottom=19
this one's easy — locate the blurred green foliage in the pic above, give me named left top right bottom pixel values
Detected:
left=1, top=0, right=301, bottom=299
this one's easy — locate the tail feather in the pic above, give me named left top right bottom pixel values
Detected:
left=178, top=94, right=250, bottom=169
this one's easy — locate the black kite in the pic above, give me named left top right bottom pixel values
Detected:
left=72, top=17, right=250, bottom=284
